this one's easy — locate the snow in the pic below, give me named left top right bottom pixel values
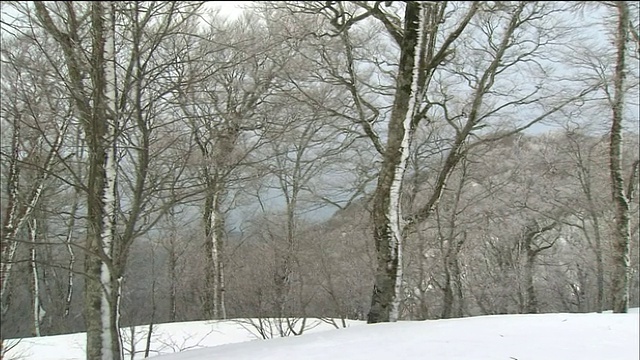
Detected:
left=5, top=310, right=638, bottom=360
left=4, top=318, right=362, bottom=360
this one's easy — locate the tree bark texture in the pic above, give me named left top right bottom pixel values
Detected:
left=368, top=2, right=426, bottom=323
left=84, top=3, right=122, bottom=359
left=609, top=1, right=631, bottom=314
left=203, top=189, right=226, bottom=320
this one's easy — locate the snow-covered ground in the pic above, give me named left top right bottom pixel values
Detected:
left=4, top=310, right=639, bottom=360
left=3, top=318, right=363, bottom=360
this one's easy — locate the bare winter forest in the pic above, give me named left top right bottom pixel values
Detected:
left=0, top=2, right=638, bottom=359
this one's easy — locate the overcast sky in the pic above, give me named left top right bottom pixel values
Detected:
left=207, top=1, right=250, bottom=19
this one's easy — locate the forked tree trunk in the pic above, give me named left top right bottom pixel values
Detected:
left=197, top=127, right=239, bottom=321
left=522, top=221, right=558, bottom=314
left=365, top=0, right=482, bottom=323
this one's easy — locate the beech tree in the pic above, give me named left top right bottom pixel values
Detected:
left=562, top=1, right=640, bottom=313
left=1, top=2, right=207, bottom=358
left=32, top=3, right=123, bottom=358
left=271, top=1, right=601, bottom=323
left=1, top=3, right=637, bottom=350
left=174, top=11, right=293, bottom=319
left=1, top=9, right=89, bottom=345
left=554, top=129, right=616, bottom=313
left=607, top=1, right=639, bottom=313
left=0, top=36, right=70, bottom=322
left=265, top=0, right=482, bottom=323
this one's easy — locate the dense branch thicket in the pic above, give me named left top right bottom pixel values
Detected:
left=0, top=1, right=638, bottom=356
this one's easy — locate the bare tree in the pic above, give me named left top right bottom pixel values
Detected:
left=0, top=39, right=70, bottom=321
left=254, top=94, right=357, bottom=318
left=173, top=11, right=292, bottom=319
left=607, top=1, right=639, bottom=314
left=0, top=28, right=77, bottom=345
left=1, top=2, right=208, bottom=358
left=561, top=131, right=611, bottom=312
left=266, top=1, right=601, bottom=323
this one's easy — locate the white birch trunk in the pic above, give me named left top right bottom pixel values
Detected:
left=64, top=210, right=76, bottom=318
left=0, top=119, right=21, bottom=313
left=204, top=189, right=227, bottom=320
left=99, top=1, right=120, bottom=358
left=209, top=193, right=220, bottom=319
left=219, top=258, right=226, bottom=320
left=203, top=173, right=227, bottom=320
left=115, top=276, right=123, bottom=359
left=0, top=235, right=18, bottom=316
left=386, top=4, right=427, bottom=321
left=609, top=2, right=631, bottom=313
left=28, top=218, right=42, bottom=337
left=1, top=114, right=67, bottom=314
left=64, top=140, right=81, bottom=318
left=168, top=246, right=177, bottom=321
left=368, top=2, right=428, bottom=324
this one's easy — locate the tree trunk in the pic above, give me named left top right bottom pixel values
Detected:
left=1, top=48, right=68, bottom=347
left=522, top=221, right=558, bottom=314
left=218, top=252, right=226, bottom=319
left=1, top=111, right=61, bottom=316
left=451, top=234, right=466, bottom=318
left=524, top=248, right=538, bottom=314
left=609, top=1, right=631, bottom=314
left=594, top=233, right=604, bottom=312
left=168, top=245, right=177, bottom=322
left=203, top=189, right=226, bottom=319
left=368, top=1, right=426, bottom=324
left=440, top=182, right=467, bottom=319
left=0, top=115, right=21, bottom=317
left=574, top=263, right=588, bottom=312
left=144, top=249, right=156, bottom=359
left=274, top=198, right=297, bottom=319
left=441, top=263, right=454, bottom=319
left=417, top=238, right=430, bottom=320
left=367, top=0, right=500, bottom=322
left=64, top=189, right=79, bottom=318
left=28, top=218, right=42, bottom=337
left=453, top=257, right=464, bottom=318
left=578, top=145, right=606, bottom=312
left=33, top=1, right=122, bottom=357
left=84, top=2, right=122, bottom=359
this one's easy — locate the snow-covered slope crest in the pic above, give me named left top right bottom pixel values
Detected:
left=4, top=311, right=638, bottom=360
left=152, top=312, right=639, bottom=360
left=4, top=318, right=364, bottom=360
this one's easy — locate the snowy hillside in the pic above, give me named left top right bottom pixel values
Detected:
left=5, top=310, right=638, bottom=360
left=3, top=318, right=364, bottom=360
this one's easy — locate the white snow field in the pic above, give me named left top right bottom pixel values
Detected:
left=4, top=310, right=639, bottom=360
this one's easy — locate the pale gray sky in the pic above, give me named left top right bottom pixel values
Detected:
left=207, top=1, right=250, bottom=20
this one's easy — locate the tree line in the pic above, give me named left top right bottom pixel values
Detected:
left=1, top=2, right=638, bottom=360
